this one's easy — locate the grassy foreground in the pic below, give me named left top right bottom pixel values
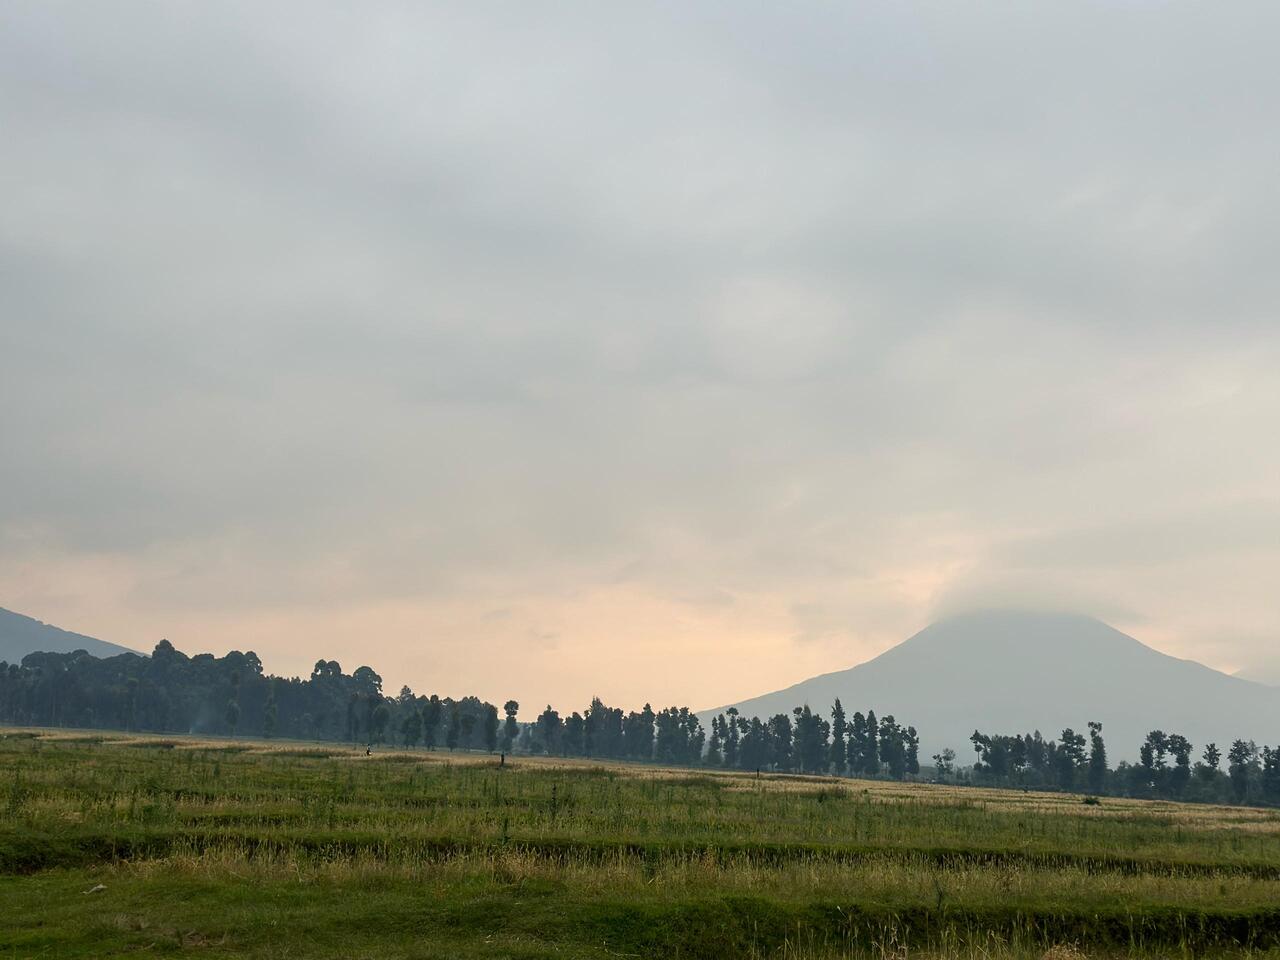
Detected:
left=5, top=729, right=1280, bottom=959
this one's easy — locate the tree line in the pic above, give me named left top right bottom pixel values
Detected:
left=508, top=699, right=921, bottom=779
left=1, top=642, right=501, bottom=752
left=964, top=724, right=1280, bottom=806
left=6, top=642, right=1280, bottom=804
left=0, top=642, right=923, bottom=779
left=700, top=702, right=921, bottom=777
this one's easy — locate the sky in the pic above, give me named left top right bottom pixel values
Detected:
left=3, top=2, right=1280, bottom=712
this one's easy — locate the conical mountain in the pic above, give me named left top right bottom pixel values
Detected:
left=703, top=610, right=1280, bottom=761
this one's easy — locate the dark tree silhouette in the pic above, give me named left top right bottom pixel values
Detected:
left=723, top=707, right=741, bottom=768
left=1228, top=740, right=1257, bottom=803
left=705, top=715, right=724, bottom=766
left=483, top=704, right=499, bottom=753
left=446, top=702, right=461, bottom=751
left=829, top=699, right=847, bottom=775
left=1263, top=746, right=1280, bottom=804
left=502, top=700, right=520, bottom=752
left=1167, top=734, right=1193, bottom=795
left=262, top=686, right=277, bottom=739
left=1200, top=742, right=1222, bottom=782
left=1056, top=728, right=1086, bottom=791
left=1087, top=721, right=1107, bottom=792
left=847, top=712, right=867, bottom=773
left=536, top=705, right=562, bottom=755
left=423, top=695, right=443, bottom=749
left=864, top=710, right=879, bottom=776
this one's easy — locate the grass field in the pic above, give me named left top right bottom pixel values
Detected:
left=5, top=729, right=1280, bottom=959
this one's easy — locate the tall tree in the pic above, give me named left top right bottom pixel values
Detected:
left=446, top=702, right=461, bottom=751
left=563, top=711, right=586, bottom=756
left=683, top=709, right=705, bottom=764
left=583, top=697, right=604, bottom=756
left=879, top=715, right=907, bottom=780
left=932, top=748, right=956, bottom=780
left=635, top=703, right=656, bottom=760
left=423, top=695, right=443, bottom=749
left=1056, top=728, right=1087, bottom=791
left=483, top=703, right=500, bottom=753
left=502, top=700, right=520, bottom=752
left=1228, top=740, right=1257, bottom=803
left=1087, top=721, right=1107, bottom=792
left=763, top=713, right=781, bottom=771
left=864, top=710, right=879, bottom=776
left=847, top=712, right=867, bottom=774
left=352, top=666, right=383, bottom=696
left=1025, top=731, right=1048, bottom=774
left=792, top=705, right=827, bottom=773
left=829, top=699, right=847, bottom=775
left=1262, top=746, right=1280, bottom=804
left=1200, top=742, right=1222, bottom=782
left=262, top=685, right=277, bottom=739
left=970, top=730, right=1013, bottom=780
left=1166, top=734, right=1193, bottom=795
left=724, top=707, right=741, bottom=768
left=536, top=705, right=562, bottom=755
left=705, top=715, right=724, bottom=767
left=904, top=725, right=920, bottom=777
left=1140, top=730, right=1169, bottom=787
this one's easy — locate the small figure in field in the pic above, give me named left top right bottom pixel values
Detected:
left=365, top=744, right=372, bottom=757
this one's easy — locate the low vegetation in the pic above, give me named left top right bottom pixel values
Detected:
left=6, top=728, right=1280, bottom=958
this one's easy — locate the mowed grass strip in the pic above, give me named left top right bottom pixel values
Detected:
left=6, top=729, right=1280, bottom=959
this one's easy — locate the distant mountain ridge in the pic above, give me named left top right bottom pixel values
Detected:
left=0, top=607, right=138, bottom=664
left=702, top=610, right=1280, bottom=762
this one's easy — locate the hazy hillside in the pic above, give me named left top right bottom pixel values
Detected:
left=1235, top=666, right=1280, bottom=687
left=0, top=607, right=137, bottom=664
left=703, top=611, right=1280, bottom=761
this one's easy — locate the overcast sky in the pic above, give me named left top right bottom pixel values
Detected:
left=3, top=2, right=1279, bottom=710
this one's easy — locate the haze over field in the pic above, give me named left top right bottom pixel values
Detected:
left=3, top=3, right=1280, bottom=711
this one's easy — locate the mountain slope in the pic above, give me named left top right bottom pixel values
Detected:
left=0, top=607, right=138, bottom=663
left=1234, top=666, right=1280, bottom=688
left=703, top=610, right=1280, bottom=761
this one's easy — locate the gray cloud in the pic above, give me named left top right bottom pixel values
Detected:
left=3, top=1, right=1280, bottom=704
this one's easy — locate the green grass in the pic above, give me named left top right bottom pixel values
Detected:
left=5, top=729, right=1280, bottom=958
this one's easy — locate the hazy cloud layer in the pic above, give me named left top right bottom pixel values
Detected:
left=3, top=2, right=1279, bottom=710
